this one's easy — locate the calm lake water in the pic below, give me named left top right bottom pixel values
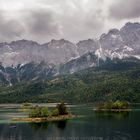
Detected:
left=0, top=104, right=140, bottom=140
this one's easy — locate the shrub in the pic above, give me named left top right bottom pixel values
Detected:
left=57, top=102, right=68, bottom=115
left=40, top=107, right=49, bottom=117
left=28, top=102, right=69, bottom=118
left=112, top=101, right=129, bottom=109
left=29, top=106, right=40, bottom=118
left=51, top=108, right=59, bottom=116
left=97, top=101, right=129, bottom=110
left=29, top=105, right=49, bottom=118
left=103, top=102, right=112, bottom=109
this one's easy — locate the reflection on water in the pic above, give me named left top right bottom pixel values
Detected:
left=95, top=111, right=130, bottom=120
left=29, top=122, right=49, bottom=130
left=52, top=120, right=67, bottom=130
left=0, top=104, right=140, bottom=140
left=29, top=120, right=67, bottom=131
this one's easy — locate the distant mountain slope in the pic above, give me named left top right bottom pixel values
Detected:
left=0, top=39, right=79, bottom=66
left=0, top=22, right=140, bottom=67
left=0, top=22, right=140, bottom=86
left=1, top=55, right=140, bottom=86
left=0, top=64, right=140, bottom=103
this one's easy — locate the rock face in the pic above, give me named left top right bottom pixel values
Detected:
left=0, top=62, right=57, bottom=86
left=59, top=52, right=98, bottom=74
left=0, top=39, right=79, bottom=66
left=41, top=39, right=79, bottom=65
left=77, top=39, right=98, bottom=56
left=0, top=22, right=140, bottom=85
left=99, top=22, right=140, bottom=59
left=1, top=22, right=140, bottom=67
left=58, top=22, right=140, bottom=74
left=121, top=22, right=140, bottom=49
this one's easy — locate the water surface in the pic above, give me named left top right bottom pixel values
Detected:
left=0, top=104, right=140, bottom=140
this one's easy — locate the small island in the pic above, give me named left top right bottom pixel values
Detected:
left=95, top=101, right=131, bottom=112
left=13, top=102, right=76, bottom=123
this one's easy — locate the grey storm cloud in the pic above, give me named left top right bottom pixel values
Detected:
left=39, top=0, right=106, bottom=41
left=0, top=0, right=139, bottom=43
left=25, top=9, right=61, bottom=36
left=109, top=0, right=140, bottom=19
left=60, top=12, right=105, bottom=41
left=0, top=0, right=107, bottom=43
left=0, top=11, right=24, bottom=42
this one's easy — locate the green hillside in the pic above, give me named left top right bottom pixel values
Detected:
left=0, top=64, right=140, bottom=103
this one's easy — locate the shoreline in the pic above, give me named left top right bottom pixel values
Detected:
left=93, top=109, right=132, bottom=112
left=12, top=114, right=76, bottom=123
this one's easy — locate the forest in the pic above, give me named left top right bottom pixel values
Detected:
left=0, top=64, right=140, bottom=103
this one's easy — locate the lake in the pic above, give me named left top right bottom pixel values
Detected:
left=0, top=104, right=140, bottom=140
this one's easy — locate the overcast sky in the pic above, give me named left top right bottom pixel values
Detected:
left=0, top=0, right=140, bottom=43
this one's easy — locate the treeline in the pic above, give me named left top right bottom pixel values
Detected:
left=0, top=67, right=140, bottom=103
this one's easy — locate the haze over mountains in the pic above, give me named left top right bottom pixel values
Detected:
left=0, top=22, right=140, bottom=86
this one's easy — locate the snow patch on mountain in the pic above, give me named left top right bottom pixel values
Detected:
left=123, top=46, right=133, bottom=52
left=0, top=22, right=140, bottom=75
left=133, top=55, right=140, bottom=59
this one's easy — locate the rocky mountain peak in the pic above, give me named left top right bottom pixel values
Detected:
left=123, top=22, right=140, bottom=29
left=120, top=22, right=140, bottom=49
left=108, top=29, right=120, bottom=35
left=0, top=22, right=140, bottom=69
left=77, top=39, right=98, bottom=55
left=10, top=39, right=39, bottom=47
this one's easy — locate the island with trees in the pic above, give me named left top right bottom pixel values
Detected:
left=13, top=102, right=76, bottom=122
left=95, top=101, right=131, bottom=112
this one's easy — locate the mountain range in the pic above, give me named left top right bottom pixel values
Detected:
left=0, top=22, right=140, bottom=86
